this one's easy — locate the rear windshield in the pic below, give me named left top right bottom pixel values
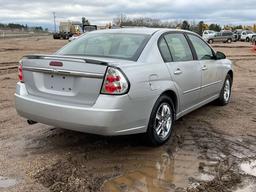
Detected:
left=57, top=32, right=151, bottom=61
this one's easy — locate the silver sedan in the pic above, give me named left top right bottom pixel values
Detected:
left=15, top=28, right=233, bottom=145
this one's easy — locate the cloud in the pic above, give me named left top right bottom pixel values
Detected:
left=0, top=0, right=255, bottom=29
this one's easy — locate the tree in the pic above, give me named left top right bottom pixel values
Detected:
left=181, top=20, right=190, bottom=30
left=253, top=24, right=256, bottom=32
left=198, top=21, right=204, bottom=36
left=208, top=24, right=221, bottom=32
left=82, top=17, right=90, bottom=32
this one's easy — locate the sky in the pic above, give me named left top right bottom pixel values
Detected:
left=0, top=0, right=255, bottom=30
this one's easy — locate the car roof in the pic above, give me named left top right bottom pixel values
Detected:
left=91, top=27, right=192, bottom=35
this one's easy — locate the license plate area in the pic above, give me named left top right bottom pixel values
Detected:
left=44, top=74, right=75, bottom=92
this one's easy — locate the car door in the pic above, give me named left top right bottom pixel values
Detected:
left=215, top=32, right=222, bottom=42
left=187, top=34, right=223, bottom=101
left=159, top=33, right=201, bottom=111
left=241, top=32, right=247, bottom=40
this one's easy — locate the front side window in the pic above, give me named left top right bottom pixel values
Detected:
left=164, top=33, right=193, bottom=62
left=188, top=34, right=214, bottom=60
left=57, top=33, right=150, bottom=61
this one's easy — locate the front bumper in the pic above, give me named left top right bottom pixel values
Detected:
left=15, top=82, right=147, bottom=135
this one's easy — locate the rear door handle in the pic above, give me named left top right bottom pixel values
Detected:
left=202, top=65, right=208, bottom=71
left=174, top=68, right=182, bottom=75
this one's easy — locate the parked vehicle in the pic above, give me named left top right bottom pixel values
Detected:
left=206, top=30, right=234, bottom=44
left=233, top=29, right=243, bottom=41
left=53, top=21, right=97, bottom=40
left=240, top=30, right=256, bottom=42
left=202, top=30, right=216, bottom=41
left=15, top=28, right=233, bottom=145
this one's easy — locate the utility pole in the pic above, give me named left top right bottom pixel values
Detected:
left=120, top=13, right=122, bottom=27
left=53, top=12, right=56, bottom=32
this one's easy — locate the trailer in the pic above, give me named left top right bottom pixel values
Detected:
left=53, top=21, right=97, bottom=40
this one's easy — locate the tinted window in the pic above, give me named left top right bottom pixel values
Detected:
left=188, top=34, right=214, bottom=60
left=164, top=33, right=193, bottom=62
left=57, top=33, right=150, bottom=61
left=222, top=32, right=233, bottom=36
left=158, top=37, right=172, bottom=62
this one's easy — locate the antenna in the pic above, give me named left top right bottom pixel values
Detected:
left=53, top=12, right=56, bottom=32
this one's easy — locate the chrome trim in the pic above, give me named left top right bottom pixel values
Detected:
left=183, top=80, right=222, bottom=94
left=201, top=80, right=222, bottom=89
left=183, top=86, right=201, bottom=94
left=22, top=66, right=104, bottom=79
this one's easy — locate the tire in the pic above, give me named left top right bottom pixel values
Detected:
left=208, top=39, right=213, bottom=44
left=246, top=37, right=250, bottom=42
left=217, top=74, right=232, bottom=106
left=145, top=95, right=175, bottom=146
left=227, top=38, right=232, bottom=43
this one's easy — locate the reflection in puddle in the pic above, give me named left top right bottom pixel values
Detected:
left=240, top=160, right=256, bottom=177
left=103, top=150, right=213, bottom=192
left=234, top=183, right=256, bottom=192
left=104, top=152, right=175, bottom=192
left=0, top=176, right=17, bottom=188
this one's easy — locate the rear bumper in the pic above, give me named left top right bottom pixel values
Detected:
left=15, top=82, right=147, bottom=135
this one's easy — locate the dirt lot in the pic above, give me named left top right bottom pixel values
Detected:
left=0, top=36, right=256, bottom=192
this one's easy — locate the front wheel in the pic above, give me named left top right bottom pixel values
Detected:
left=217, top=74, right=232, bottom=106
left=145, top=95, right=175, bottom=146
left=246, top=37, right=250, bottom=42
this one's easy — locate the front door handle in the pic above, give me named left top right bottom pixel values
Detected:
left=202, top=65, right=208, bottom=71
left=174, top=68, right=182, bottom=75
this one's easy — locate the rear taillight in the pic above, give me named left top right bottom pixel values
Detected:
left=18, top=61, right=24, bottom=82
left=101, top=67, right=129, bottom=95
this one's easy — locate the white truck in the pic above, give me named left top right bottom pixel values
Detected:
left=202, top=30, right=216, bottom=41
left=240, top=30, right=256, bottom=42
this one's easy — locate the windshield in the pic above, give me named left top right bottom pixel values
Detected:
left=57, top=32, right=151, bottom=61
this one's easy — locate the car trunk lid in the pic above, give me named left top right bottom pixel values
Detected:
left=21, top=54, right=108, bottom=106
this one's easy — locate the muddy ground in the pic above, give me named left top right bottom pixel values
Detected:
left=0, top=36, right=256, bottom=192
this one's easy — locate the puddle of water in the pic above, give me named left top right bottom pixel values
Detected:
left=104, top=152, right=175, bottom=192
left=0, top=176, right=17, bottom=188
left=103, top=149, right=213, bottom=192
left=234, top=183, right=256, bottom=192
left=240, top=160, right=256, bottom=177
left=196, top=173, right=215, bottom=181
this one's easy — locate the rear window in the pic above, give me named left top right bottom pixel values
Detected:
left=57, top=32, right=150, bottom=61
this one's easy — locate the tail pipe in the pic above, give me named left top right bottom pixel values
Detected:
left=27, top=120, right=37, bottom=125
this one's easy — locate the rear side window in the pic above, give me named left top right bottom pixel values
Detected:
left=158, top=38, right=172, bottom=62
left=164, top=33, right=193, bottom=62
left=188, top=34, right=214, bottom=60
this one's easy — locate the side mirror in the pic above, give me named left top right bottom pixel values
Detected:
left=215, top=51, right=226, bottom=60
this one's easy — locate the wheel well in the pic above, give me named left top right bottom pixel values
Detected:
left=228, top=70, right=233, bottom=85
left=161, top=90, right=178, bottom=112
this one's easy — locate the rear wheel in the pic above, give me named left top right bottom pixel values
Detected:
left=208, top=39, right=213, bottom=44
left=217, top=74, right=232, bottom=106
left=145, top=95, right=175, bottom=146
left=246, top=37, right=250, bottom=42
left=227, top=38, right=232, bottom=43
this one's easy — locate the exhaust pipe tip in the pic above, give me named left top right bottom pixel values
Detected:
left=27, top=120, right=37, bottom=125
